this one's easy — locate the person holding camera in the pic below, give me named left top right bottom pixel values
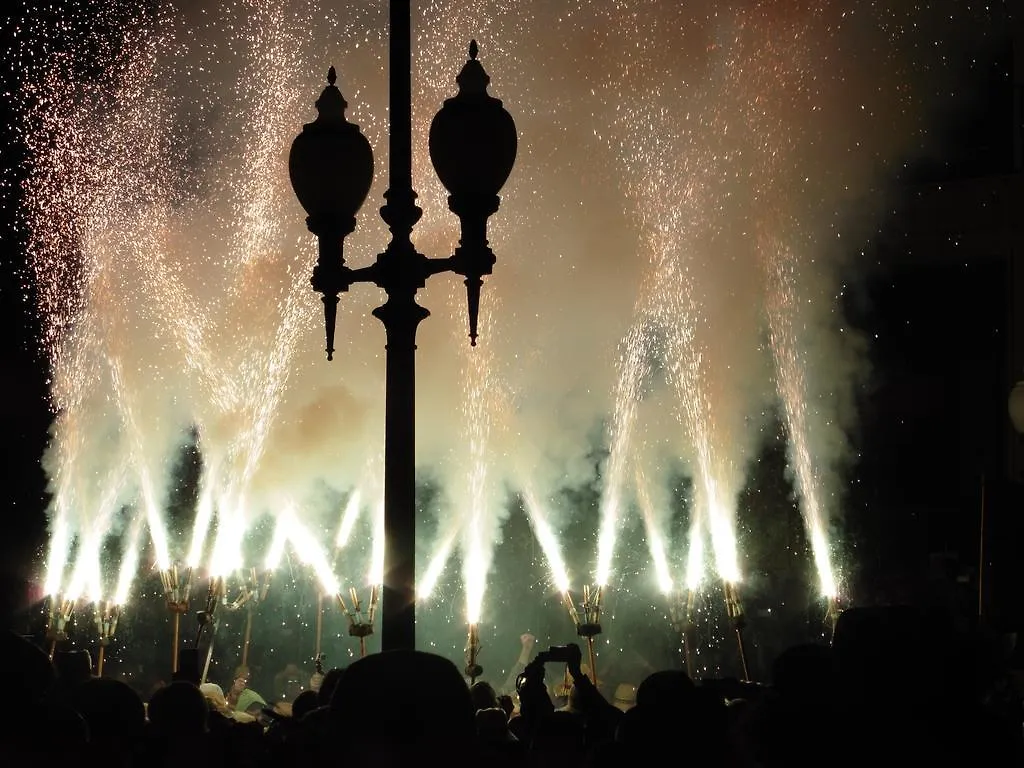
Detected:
left=514, top=642, right=623, bottom=751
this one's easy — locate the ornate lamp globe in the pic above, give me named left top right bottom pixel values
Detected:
left=429, top=40, right=517, bottom=214
left=428, top=41, right=517, bottom=345
left=289, top=66, right=374, bottom=231
left=289, top=66, right=375, bottom=359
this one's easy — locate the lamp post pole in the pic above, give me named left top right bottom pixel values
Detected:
left=374, top=0, right=425, bottom=655
left=289, top=1, right=517, bottom=652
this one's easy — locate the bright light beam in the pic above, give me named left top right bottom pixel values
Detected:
left=420, top=528, right=458, bottom=601
left=335, top=489, right=362, bottom=550
left=634, top=468, right=674, bottom=594
left=522, top=487, right=571, bottom=594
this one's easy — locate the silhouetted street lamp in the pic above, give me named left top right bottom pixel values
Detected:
left=289, top=1, right=517, bottom=651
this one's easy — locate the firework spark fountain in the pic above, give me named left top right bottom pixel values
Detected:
left=724, top=10, right=847, bottom=601
left=10, top=0, right=1000, bottom=671
left=459, top=302, right=501, bottom=631
left=595, top=322, right=653, bottom=588
left=763, top=238, right=840, bottom=598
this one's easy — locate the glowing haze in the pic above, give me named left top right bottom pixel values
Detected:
left=7, top=1, right=998, bottom=622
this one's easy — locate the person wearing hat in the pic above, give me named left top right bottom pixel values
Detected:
left=226, top=665, right=267, bottom=718
left=236, top=687, right=267, bottom=717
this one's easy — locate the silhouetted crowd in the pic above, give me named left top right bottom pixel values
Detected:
left=5, top=604, right=1024, bottom=767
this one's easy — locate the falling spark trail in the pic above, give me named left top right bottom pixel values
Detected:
left=731, top=13, right=841, bottom=597
left=108, top=356, right=172, bottom=570
left=763, top=238, right=838, bottom=596
left=131, top=251, right=232, bottom=412
left=220, top=0, right=317, bottom=462
left=596, top=322, right=653, bottom=587
left=458, top=300, right=501, bottom=626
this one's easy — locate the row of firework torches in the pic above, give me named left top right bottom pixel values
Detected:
left=554, top=582, right=843, bottom=685
left=46, top=562, right=383, bottom=680
left=48, top=568, right=843, bottom=685
left=171, top=565, right=383, bottom=680
left=464, top=582, right=835, bottom=689
left=45, top=596, right=123, bottom=676
left=669, top=583, right=844, bottom=681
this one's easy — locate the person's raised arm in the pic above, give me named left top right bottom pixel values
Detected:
left=564, top=642, right=623, bottom=742
left=502, top=633, right=536, bottom=694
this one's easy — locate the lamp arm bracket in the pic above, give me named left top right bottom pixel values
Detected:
left=344, top=263, right=380, bottom=288
left=422, top=255, right=457, bottom=278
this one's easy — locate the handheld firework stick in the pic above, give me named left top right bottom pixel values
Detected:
left=160, top=565, right=193, bottom=673
left=315, top=594, right=324, bottom=660
left=336, top=586, right=377, bottom=657
left=195, top=576, right=223, bottom=683
left=223, top=575, right=254, bottom=612
left=201, top=625, right=218, bottom=685
left=45, top=594, right=76, bottom=660
left=561, top=590, right=580, bottom=626
left=669, top=588, right=698, bottom=680
left=222, top=568, right=271, bottom=667
left=195, top=576, right=223, bottom=645
left=464, top=623, right=482, bottom=684
left=94, top=601, right=122, bottom=677
left=723, top=581, right=750, bottom=681
left=563, top=585, right=603, bottom=686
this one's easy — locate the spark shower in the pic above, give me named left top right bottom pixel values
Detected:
left=5, top=0, right=998, bottom=659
